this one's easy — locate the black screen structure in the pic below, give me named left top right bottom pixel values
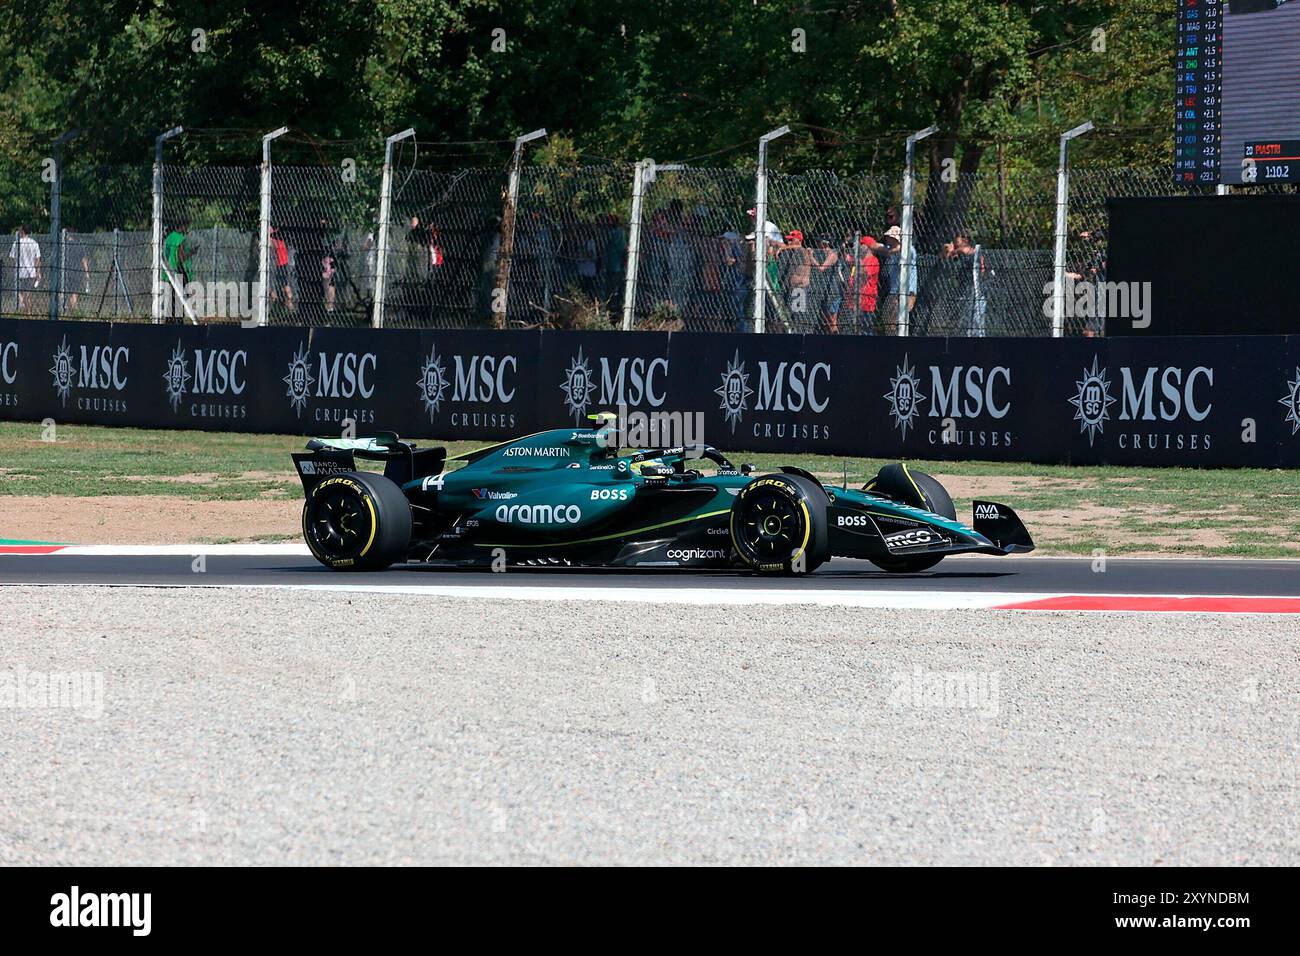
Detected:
left=1107, top=194, right=1300, bottom=334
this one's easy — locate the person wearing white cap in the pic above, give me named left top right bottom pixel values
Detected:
left=746, top=208, right=783, bottom=245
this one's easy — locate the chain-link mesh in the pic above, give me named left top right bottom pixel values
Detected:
left=625, top=166, right=752, bottom=332
left=155, top=165, right=258, bottom=323
left=3, top=155, right=1293, bottom=333
left=380, top=166, right=508, bottom=329
left=905, top=167, right=1057, bottom=336
left=507, top=164, right=632, bottom=329
left=268, top=164, right=382, bottom=327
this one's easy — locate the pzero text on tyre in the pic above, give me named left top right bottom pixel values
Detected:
left=729, top=473, right=828, bottom=574
left=302, top=471, right=412, bottom=571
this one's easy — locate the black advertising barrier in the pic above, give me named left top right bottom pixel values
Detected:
left=2, top=317, right=1300, bottom=468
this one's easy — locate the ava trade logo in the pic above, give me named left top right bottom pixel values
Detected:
left=560, top=346, right=598, bottom=423
left=283, top=343, right=315, bottom=417
left=162, top=341, right=191, bottom=412
left=417, top=344, right=450, bottom=420
left=49, top=336, right=76, bottom=406
left=1282, top=368, right=1300, bottom=436
left=884, top=354, right=926, bottom=439
left=714, top=349, right=753, bottom=433
left=1068, top=356, right=1117, bottom=446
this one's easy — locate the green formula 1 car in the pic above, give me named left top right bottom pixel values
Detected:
left=292, top=417, right=1034, bottom=574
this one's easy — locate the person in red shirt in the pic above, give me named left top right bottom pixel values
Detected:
left=269, top=226, right=293, bottom=312
left=846, top=236, right=881, bottom=334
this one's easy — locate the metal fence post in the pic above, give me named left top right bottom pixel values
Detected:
left=1053, top=121, right=1093, bottom=337
left=898, top=125, right=937, bottom=337
left=621, top=160, right=647, bottom=331
left=151, top=126, right=183, bottom=322
left=491, top=128, right=546, bottom=329
left=258, top=127, right=289, bottom=327
left=752, top=126, right=791, bottom=335
left=971, top=243, right=983, bottom=336
left=111, top=228, right=120, bottom=316
left=372, top=128, right=416, bottom=329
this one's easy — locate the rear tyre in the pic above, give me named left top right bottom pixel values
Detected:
left=302, top=472, right=411, bottom=571
left=868, top=469, right=954, bottom=574
left=730, top=473, right=828, bottom=575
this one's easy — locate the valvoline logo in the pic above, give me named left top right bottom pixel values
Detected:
left=472, top=488, right=489, bottom=499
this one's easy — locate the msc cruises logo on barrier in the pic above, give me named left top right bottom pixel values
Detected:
left=560, top=347, right=597, bottom=423
left=1068, top=356, right=1116, bottom=446
left=284, top=343, right=315, bottom=417
left=717, top=348, right=830, bottom=441
left=163, top=342, right=191, bottom=412
left=1282, top=368, right=1300, bottom=436
left=715, top=349, right=753, bottom=433
left=162, top=340, right=248, bottom=419
left=49, top=335, right=130, bottom=413
left=50, top=337, right=76, bottom=406
left=417, top=345, right=450, bottom=420
left=884, top=355, right=926, bottom=439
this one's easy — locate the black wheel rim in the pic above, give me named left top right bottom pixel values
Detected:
left=308, top=489, right=370, bottom=557
left=737, top=490, right=802, bottom=562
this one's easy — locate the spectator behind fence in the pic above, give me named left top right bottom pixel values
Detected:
left=719, top=227, right=747, bottom=332
left=877, top=226, right=917, bottom=335
left=951, top=232, right=987, bottom=336
left=1072, top=228, right=1107, bottom=337
left=779, top=229, right=813, bottom=332
left=746, top=206, right=782, bottom=245
left=61, top=226, right=90, bottom=313
left=810, top=234, right=843, bottom=333
left=163, top=222, right=194, bottom=291
left=665, top=200, right=694, bottom=318
left=8, top=225, right=41, bottom=312
left=269, top=226, right=293, bottom=313
left=845, top=236, right=881, bottom=334
left=745, top=224, right=788, bottom=333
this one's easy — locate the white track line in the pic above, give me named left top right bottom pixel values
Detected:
left=7, top=580, right=1044, bottom=609
left=39, top=544, right=313, bottom=556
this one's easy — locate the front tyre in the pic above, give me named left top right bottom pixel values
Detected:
left=302, top=472, right=412, bottom=571
left=730, top=474, right=828, bottom=575
left=868, top=469, right=953, bottom=573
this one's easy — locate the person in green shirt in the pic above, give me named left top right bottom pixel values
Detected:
left=162, top=225, right=193, bottom=287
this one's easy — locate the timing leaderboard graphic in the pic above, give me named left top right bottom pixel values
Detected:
left=1176, top=0, right=1300, bottom=186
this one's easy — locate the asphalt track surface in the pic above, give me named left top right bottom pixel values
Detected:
left=2, top=553, right=1299, bottom=596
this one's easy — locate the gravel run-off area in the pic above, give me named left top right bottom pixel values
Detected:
left=2, top=585, right=1298, bottom=865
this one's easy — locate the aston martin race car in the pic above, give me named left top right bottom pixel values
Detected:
left=292, top=417, right=1034, bottom=574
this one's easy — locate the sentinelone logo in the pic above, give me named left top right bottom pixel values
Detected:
left=50, top=886, right=150, bottom=936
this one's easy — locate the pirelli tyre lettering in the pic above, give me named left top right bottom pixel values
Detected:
left=302, top=472, right=412, bottom=571
left=729, top=473, right=828, bottom=575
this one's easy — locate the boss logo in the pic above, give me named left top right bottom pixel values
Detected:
left=836, top=514, right=871, bottom=527
left=590, top=488, right=630, bottom=501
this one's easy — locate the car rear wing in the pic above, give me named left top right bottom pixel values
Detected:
left=292, top=432, right=445, bottom=494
